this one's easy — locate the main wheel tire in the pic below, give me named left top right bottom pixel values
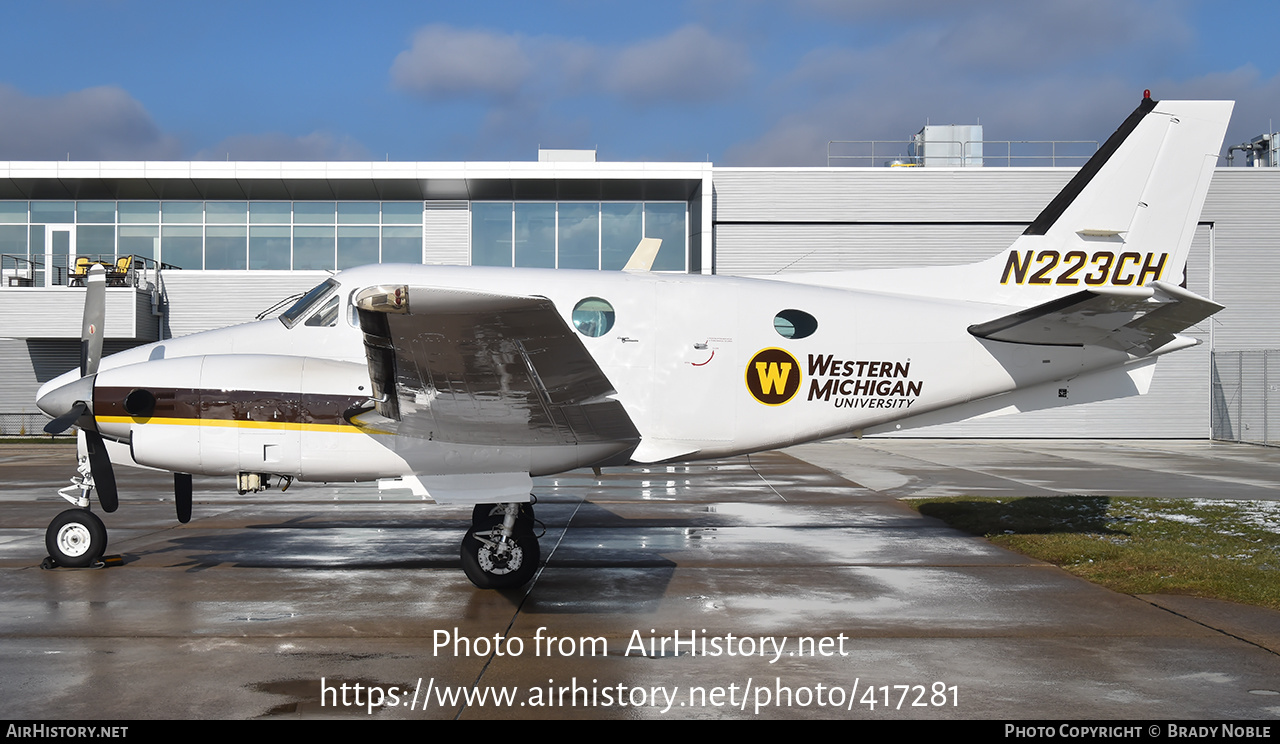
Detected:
left=46, top=509, right=107, bottom=568
left=460, top=526, right=539, bottom=589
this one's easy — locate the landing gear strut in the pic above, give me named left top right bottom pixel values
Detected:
left=460, top=502, right=539, bottom=589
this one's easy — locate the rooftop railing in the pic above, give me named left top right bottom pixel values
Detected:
left=826, top=139, right=1100, bottom=167
left=0, top=254, right=174, bottom=290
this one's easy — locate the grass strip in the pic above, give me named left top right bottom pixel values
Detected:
left=905, top=495, right=1280, bottom=611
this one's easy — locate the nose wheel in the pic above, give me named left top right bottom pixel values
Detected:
left=45, top=509, right=108, bottom=568
left=460, top=502, right=540, bottom=589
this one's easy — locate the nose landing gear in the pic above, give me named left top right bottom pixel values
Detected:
left=43, top=455, right=111, bottom=568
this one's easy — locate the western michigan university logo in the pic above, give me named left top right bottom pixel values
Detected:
left=746, top=348, right=801, bottom=405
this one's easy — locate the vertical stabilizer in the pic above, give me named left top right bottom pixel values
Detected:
left=984, top=96, right=1233, bottom=303
left=783, top=96, right=1234, bottom=309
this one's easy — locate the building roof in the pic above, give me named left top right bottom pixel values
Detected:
left=0, top=160, right=712, bottom=201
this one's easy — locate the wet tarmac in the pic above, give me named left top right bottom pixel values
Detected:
left=1, top=439, right=1278, bottom=720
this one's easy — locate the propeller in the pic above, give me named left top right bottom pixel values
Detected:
left=80, top=264, right=106, bottom=378
left=175, top=474, right=192, bottom=524
left=85, top=430, right=118, bottom=512
left=40, top=265, right=119, bottom=512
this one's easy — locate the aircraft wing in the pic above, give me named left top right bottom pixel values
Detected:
left=967, top=281, right=1222, bottom=355
left=351, top=285, right=640, bottom=447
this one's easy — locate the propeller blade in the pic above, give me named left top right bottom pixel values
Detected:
left=175, top=473, right=192, bottom=524
left=81, top=264, right=106, bottom=377
left=84, top=429, right=118, bottom=513
left=43, top=401, right=88, bottom=435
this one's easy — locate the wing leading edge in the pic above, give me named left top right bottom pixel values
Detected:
left=967, top=281, right=1222, bottom=355
left=352, top=284, right=640, bottom=450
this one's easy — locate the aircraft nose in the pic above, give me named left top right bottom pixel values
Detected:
left=36, top=374, right=95, bottom=420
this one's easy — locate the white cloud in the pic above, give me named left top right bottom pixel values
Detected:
left=192, top=131, right=371, bottom=161
left=722, top=0, right=1207, bottom=165
left=605, top=25, right=751, bottom=103
left=390, top=23, right=748, bottom=106
left=390, top=25, right=535, bottom=100
left=0, top=84, right=183, bottom=160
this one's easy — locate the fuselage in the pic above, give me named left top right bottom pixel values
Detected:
left=37, top=263, right=1140, bottom=483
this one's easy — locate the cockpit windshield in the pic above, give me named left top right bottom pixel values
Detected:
left=278, top=279, right=339, bottom=329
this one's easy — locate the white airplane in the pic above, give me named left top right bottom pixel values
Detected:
left=37, top=93, right=1231, bottom=588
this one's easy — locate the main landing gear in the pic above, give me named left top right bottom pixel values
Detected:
left=460, top=501, right=540, bottom=589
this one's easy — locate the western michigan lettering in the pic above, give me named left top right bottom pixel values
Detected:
left=999, top=249, right=1167, bottom=286
left=806, top=354, right=923, bottom=407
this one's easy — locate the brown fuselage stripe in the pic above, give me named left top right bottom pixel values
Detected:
left=95, top=386, right=368, bottom=426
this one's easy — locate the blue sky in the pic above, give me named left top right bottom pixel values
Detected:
left=0, top=0, right=1275, bottom=165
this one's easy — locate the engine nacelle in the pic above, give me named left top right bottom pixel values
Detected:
left=94, top=354, right=372, bottom=478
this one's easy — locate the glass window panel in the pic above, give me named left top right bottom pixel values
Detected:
left=572, top=297, right=615, bottom=337
left=118, top=225, right=158, bottom=260
left=0, top=225, right=26, bottom=254
left=205, top=226, right=247, bottom=270
left=338, top=202, right=380, bottom=224
left=77, top=201, right=115, bottom=224
left=293, top=226, right=334, bottom=270
left=0, top=202, right=27, bottom=223
left=557, top=202, right=599, bottom=270
left=515, top=203, right=555, bottom=269
left=645, top=202, right=686, bottom=272
left=293, top=202, right=335, bottom=224
left=118, top=202, right=159, bottom=224
left=601, top=203, right=641, bottom=271
left=304, top=295, right=340, bottom=327
left=77, top=225, right=114, bottom=257
left=249, top=226, right=290, bottom=269
left=471, top=203, right=512, bottom=267
left=337, top=226, right=379, bottom=269
left=206, top=202, right=248, bottom=224
left=382, top=202, right=423, bottom=224
left=249, top=202, right=291, bottom=224
left=30, top=201, right=75, bottom=223
left=381, top=226, right=421, bottom=263
left=161, top=225, right=203, bottom=268
left=162, top=202, right=203, bottom=224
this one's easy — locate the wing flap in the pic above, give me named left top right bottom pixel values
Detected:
left=968, top=281, right=1222, bottom=355
left=354, top=285, right=640, bottom=449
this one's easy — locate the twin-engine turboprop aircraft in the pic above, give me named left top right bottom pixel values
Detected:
left=37, top=94, right=1231, bottom=588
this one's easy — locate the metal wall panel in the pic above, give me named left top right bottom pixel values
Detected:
left=713, top=168, right=1073, bottom=223
left=714, top=223, right=1027, bottom=275
left=0, top=289, right=153, bottom=340
left=424, top=201, right=470, bottom=265
left=1202, top=170, right=1280, bottom=351
left=1, top=338, right=142, bottom=417
left=160, top=271, right=330, bottom=338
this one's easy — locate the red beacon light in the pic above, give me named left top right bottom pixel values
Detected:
left=1143, top=89, right=1151, bottom=99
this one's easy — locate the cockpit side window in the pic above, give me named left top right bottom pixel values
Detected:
left=279, top=279, right=338, bottom=328
left=304, top=295, right=341, bottom=327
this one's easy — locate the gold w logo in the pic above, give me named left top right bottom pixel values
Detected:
left=754, top=362, right=793, bottom=395
left=746, top=348, right=801, bottom=406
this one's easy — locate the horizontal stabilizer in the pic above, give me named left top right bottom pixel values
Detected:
left=968, top=281, right=1222, bottom=355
